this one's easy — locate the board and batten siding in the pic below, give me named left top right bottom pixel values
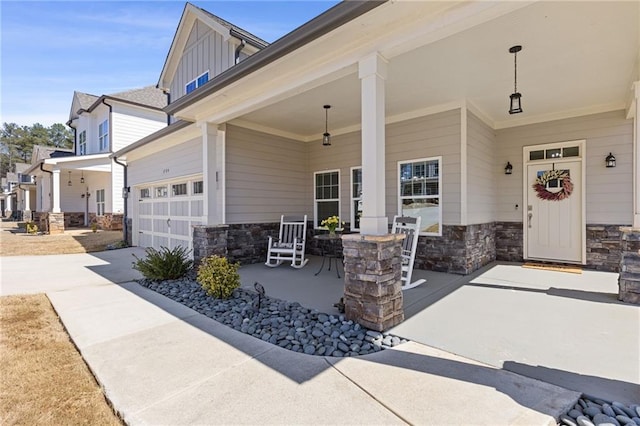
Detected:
left=225, top=125, right=309, bottom=224
left=466, top=111, right=497, bottom=225
left=111, top=105, right=166, bottom=153
left=496, top=110, right=633, bottom=225
left=170, top=20, right=235, bottom=102
left=386, top=109, right=462, bottom=225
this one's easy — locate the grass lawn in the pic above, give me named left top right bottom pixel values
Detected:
left=0, top=294, right=122, bottom=425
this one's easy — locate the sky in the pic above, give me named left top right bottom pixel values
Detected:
left=0, top=0, right=340, bottom=127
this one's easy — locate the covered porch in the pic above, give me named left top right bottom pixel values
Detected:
left=238, top=257, right=638, bottom=405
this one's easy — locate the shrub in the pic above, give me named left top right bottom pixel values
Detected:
left=132, top=246, right=193, bottom=281
left=197, top=255, right=240, bottom=300
left=25, top=222, right=38, bottom=235
left=90, top=223, right=98, bottom=233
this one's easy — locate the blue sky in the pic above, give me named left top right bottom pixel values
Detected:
left=0, top=1, right=339, bottom=126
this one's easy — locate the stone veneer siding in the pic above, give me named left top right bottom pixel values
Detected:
left=619, top=228, right=640, bottom=305
left=126, top=218, right=133, bottom=246
left=586, top=224, right=625, bottom=273
left=64, top=212, right=85, bottom=228
left=495, top=222, right=524, bottom=262
left=193, top=225, right=229, bottom=266
left=88, top=213, right=124, bottom=231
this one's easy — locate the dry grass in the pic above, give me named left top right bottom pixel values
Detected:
left=0, top=221, right=123, bottom=256
left=0, top=294, right=123, bottom=425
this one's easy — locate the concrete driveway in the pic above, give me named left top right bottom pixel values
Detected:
left=0, top=247, right=145, bottom=296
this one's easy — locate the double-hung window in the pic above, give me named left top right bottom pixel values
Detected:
left=96, top=189, right=105, bottom=216
left=98, top=120, right=109, bottom=151
left=78, top=130, right=86, bottom=155
left=314, top=170, right=340, bottom=228
left=398, top=157, right=441, bottom=235
left=185, top=71, right=209, bottom=94
left=350, top=167, right=362, bottom=231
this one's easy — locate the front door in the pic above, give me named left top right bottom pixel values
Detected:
left=525, top=154, right=584, bottom=263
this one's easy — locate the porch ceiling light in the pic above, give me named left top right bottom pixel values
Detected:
left=323, top=105, right=331, bottom=146
left=67, top=171, right=72, bottom=186
left=605, top=152, right=616, bottom=168
left=504, top=162, right=513, bottom=175
left=508, top=45, right=523, bottom=115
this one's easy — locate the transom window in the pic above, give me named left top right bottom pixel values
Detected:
left=78, top=130, right=86, bottom=155
left=186, top=71, right=209, bottom=94
left=96, top=189, right=105, bottom=216
left=98, top=120, right=109, bottom=151
left=351, top=167, right=362, bottom=231
left=172, top=183, right=187, bottom=196
left=529, top=145, right=580, bottom=161
left=140, top=188, right=150, bottom=198
left=314, top=170, right=339, bottom=228
left=193, top=181, right=203, bottom=194
left=398, top=157, right=441, bottom=235
left=155, top=186, right=168, bottom=198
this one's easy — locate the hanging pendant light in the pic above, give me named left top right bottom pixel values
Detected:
left=80, top=171, right=85, bottom=184
left=67, top=171, right=72, bottom=186
left=323, top=105, right=331, bottom=146
left=508, top=45, right=523, bottom=115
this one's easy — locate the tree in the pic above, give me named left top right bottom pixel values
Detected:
left=0, top=122, right=74, bottom=177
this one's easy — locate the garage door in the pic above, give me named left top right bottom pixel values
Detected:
left=136, top=178, right=204, bottom=253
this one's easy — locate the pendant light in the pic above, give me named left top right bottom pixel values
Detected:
left=508, top=45, right=523, bottom=114
left=323, top=105, right=331, bottom=146
left=80, top=171, right=85, bottom=184
left=67, top=171, right=72, bottom=186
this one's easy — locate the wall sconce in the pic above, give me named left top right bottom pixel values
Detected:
left=508, top=45, right=523, bottom=114
left=605, top=152, right=616, bottom=168
left=67, top=171, right=72, bottom=186
left=504, top=162, right=513, bottom=175
left=80, top=171, right=85, bottom=184
left=322, top=104, right=331, bottom=146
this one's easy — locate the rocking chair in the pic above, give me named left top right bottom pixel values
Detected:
left=265, top=215, right=309, bottom=269
left=392, top=215, right=426, bottom=290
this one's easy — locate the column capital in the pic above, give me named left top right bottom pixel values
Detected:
left=358, top=52, right=388, bottom=80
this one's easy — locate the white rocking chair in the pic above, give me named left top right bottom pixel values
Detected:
left=392, top=215, right=426, bottom=290
left=265, top=215, right=309, bottom=269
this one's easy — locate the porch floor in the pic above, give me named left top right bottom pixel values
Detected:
left=239, top=258, right=639, bottom=404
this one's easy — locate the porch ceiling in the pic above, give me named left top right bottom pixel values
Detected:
left=233, top=1, right=639, bottom=139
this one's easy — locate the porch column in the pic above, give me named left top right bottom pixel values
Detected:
left=23, top=188, right=31, bottom=219
left=358, top=52, right=388, bottom=235
left=52, top=169, right=61, bottom=213
left=633, top=82, right=640, bottom=228
left=201, top=122, right=222, bottom=225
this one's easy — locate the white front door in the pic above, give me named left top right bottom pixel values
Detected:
left=525, top=159, right=584, bottom=263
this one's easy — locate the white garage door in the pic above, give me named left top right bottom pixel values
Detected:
left=136, top=178, right=204, bottom=253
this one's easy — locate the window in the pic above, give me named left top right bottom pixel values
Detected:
left=78, top=130, right=86, bottom=155
left=96, top=189, right=105, bottom=216
left=98, top=120, right=109, bottom=151
left=155, top=186, right=168, bottom=198
left=185, top=71, right=209, bottom=94
left=172, top=183, right=187, bottom=196
left=140, top=188, right=150, bottom=198
left=314, top=170, right=339, bottom=228
left=193, top=181, right=203, bottom=194
left=351, top=167, right=362, bottom=231
left=529, top=146, right=580, bottom=161
left=398, top=157, right=441, bottom=235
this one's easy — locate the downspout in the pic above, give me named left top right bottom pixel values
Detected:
left=234, top=39, right=246, bottom=65
left=165, top=91, right=171, bottom=125
left=113, top=156, right=128, bottom=245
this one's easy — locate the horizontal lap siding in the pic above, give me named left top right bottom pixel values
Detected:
left=387, top=109, right=462, bottom=225
left=496, top=110, right=633, bottom=224
left=111, top=106, right=166, bottom=152
left=466, top=111, right=496, bottom=224
left=128, top=137, right=202, bottom=186
left=226, top=125, right=309, bottom=223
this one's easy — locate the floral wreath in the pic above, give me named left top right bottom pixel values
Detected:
left=532, top=169, right=573, bottom=201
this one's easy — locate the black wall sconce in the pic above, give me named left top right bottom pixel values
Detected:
left=505, top=162, right=513, bottom=175
left=605, top=152, right=616, bottom=168
left=322, top=105, right=331, bottom=146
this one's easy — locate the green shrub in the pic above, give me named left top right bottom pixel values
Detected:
left=25, top=222, right=38, bottom=234
left=90, top=223, right=98, bottom=233
left=132, top=246, right=193, bottom=281
left=197, top=255, right=240, bottom=300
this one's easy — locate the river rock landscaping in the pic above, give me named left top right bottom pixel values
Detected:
left=558, top=394, right=640, bottom=426
left=138, top=275, right=408, bottom=357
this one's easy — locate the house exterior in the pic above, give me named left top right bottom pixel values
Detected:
left=114, top=1, right=639, bottom=281
left=26, top=86, right=167, bottom=234
left=1, top=162, right=33, bottom=220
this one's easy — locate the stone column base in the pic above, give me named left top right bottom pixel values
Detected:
left=48, top=212, right=65, bottom=235
left=619, top=227, right=640, bottom=304
left=342, top=234, right=405, bottom=331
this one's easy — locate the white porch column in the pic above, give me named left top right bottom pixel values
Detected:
left=633, top=82, right=640, bottom=228
left=24, top=188, right=31, bottom=217
left=52, top=169, right=61, bottom=213
left=201, top=122, right=222, bottom=225
left=359, top=52, right=388, bottom=235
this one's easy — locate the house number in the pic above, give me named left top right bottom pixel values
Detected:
left=162, top=168, right=170, bottom=174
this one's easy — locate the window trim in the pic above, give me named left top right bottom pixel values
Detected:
left=397, top=156, right=442, bottom=236
left=350, top=166, right=362, bottom=231
left=98, top=120, right=109, bottom=152
left=185, top=70, right=210, bottom=94
left=313, top=169, right=341, bottom=229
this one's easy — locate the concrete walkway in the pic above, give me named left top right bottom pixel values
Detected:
left=1, top=250, right=581, bottom=425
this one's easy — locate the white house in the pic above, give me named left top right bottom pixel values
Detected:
left=114, top=1, right=639, bottom=278
left=1, top=162, right=34, bottom=220
left=27, top=86, right=167, bottom=234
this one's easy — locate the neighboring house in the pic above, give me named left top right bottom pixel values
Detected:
left=1, top=163, right=32, bottom=220
left=26, top=86, right=167, bottom=234
left=114, top=1, right=639, bottom=276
